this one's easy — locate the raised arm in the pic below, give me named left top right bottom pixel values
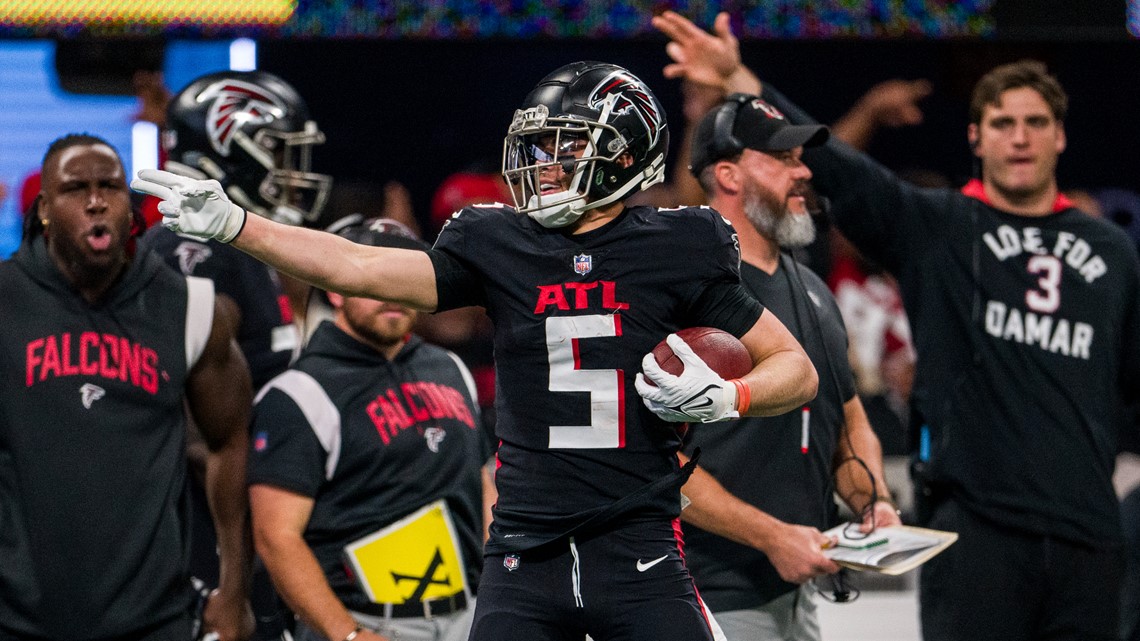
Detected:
left=234, top=213, right=438, bottom=309
left=186, top=297, right=256, bottom=641
left=653, top=10, right=761, bottom=96
left=132, top=170, right=439, bottom=310
left=830, top=79, right=932, bottom=150
left=652, top=11, right=948, bottom=274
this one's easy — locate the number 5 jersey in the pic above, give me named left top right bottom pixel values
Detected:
left=429, top=204, right=764, bottom=554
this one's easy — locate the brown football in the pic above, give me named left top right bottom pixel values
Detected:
left=652, top=327, right=752, bottom=379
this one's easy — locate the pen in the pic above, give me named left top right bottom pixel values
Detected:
left=837, top=537, right=889, bottom=550
left=801, top=407, right=810, bottom=454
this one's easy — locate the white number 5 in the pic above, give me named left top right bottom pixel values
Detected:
left=546, top=315, right=624, bottom=449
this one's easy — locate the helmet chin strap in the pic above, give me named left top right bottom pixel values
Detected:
left=525, top=191, right=589, bottom=228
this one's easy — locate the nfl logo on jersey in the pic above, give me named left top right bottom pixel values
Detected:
left=503, top=554, right=521, bottom=571
left=573, top=254, right=592, bottom=275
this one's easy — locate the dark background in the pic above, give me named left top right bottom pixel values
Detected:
left=44, top=1, right=1136, bottom=229
left=254, top=37, right=1140, bottom=229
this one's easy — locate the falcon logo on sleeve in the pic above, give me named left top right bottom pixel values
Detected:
left=197, top=79, right=288, bottom=156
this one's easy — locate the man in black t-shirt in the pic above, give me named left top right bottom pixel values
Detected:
left=0, top=134, right=254, bottom=641
left=654, top=11, right=1140, bottom=641
left=677, top=95, right=901, bottom=640
left=135, top=61, right=819, bottom=641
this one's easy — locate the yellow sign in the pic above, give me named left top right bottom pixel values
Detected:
left=0, top=1, right=295, bottom=25
left=343, top=500, right=467, bottom=604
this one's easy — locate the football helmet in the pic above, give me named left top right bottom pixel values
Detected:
left=164, top=70, right=332, bottom=226
left=502, top=61, right=669, bottom=228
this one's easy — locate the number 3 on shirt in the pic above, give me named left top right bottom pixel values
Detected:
left=545, top=315, right=625, bottom=449
left=1026, top=255, right=1061, bottom=313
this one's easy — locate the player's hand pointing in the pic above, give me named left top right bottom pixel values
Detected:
left=132, top=169, right=247, bottom=243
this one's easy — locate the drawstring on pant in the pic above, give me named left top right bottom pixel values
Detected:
left=569, top=536, right=584, bottom=608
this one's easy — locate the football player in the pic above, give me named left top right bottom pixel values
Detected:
left=135, top=61, right=818, bottom=641
left=1, top=134, right=254, bottom=641
left=142, top=69, right=332, bottom=641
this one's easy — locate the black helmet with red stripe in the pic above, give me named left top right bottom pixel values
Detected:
left=165, top=70, right=332, bottom=226
left=502, top=61, right=669, bottom=228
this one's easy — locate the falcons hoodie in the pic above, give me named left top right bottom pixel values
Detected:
left=0, top=235, right=215, bottom=640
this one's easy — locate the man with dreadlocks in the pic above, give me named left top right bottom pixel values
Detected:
left=0, top=134, right=255, bottom=641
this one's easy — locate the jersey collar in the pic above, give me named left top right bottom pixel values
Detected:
left=961, top=178, right=1074, bottom=213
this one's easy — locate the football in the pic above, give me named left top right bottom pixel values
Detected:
left=652, top=327, right=752, bottom=379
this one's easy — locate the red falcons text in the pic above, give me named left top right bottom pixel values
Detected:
left=367, top=381, right=476, bottom=445
left=26, top=332, right=160, bottom=394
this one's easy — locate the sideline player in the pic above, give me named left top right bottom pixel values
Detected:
left=135, top=61, right=818, bottom=641
left=145, top=69, right=330, bottom=388
left=0, top=134, right=254, bottom=641
left=143, top=69, right=332, bottom=639
left=653, top=11, right=1140, bottom=641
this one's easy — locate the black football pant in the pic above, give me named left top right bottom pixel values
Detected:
left=919, top=498, right=1123, bottom=641
left=470, top=519, right=721, bottom=641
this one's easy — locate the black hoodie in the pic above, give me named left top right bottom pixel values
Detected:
left=0, top=236, right=216, bottom=639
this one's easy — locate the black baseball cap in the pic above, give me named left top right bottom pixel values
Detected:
left=689, top=94, right=829, bottom=177
left=331, top=215, right=429, bottom=251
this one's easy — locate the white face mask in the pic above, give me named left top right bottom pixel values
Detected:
left=524, top=190, right=589, bottom=228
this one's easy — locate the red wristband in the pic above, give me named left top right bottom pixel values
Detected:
left=730, top=379, right=750, bottom=414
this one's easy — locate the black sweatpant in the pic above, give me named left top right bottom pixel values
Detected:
left=920, top=498, right=1124, bottom=641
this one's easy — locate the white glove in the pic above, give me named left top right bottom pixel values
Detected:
left=131, top=169, right=247, bottom=243
left=635, top=333, right=742, bottom=423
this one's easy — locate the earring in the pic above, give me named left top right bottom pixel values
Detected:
left=40, top=218, right=49, bottom=227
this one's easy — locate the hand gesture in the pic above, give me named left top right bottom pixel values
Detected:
left=131, top=169, right=247, bottom=242
left=652, top=11, right=742, bottom=91
left=635, top=333, right=739, bottom=423
left=854, top=79, right=933, bottom=128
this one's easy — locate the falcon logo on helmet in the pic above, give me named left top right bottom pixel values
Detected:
left=588, top=71, right=663, bottom=151
left=199, top=80, right=288, bottom=157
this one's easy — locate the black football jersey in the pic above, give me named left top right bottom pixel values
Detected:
left=143, top=226, right=297, bottom=389
left=430, top=204, right=764, bottom=552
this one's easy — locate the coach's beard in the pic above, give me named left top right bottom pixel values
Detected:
left=743, top=181, right=816, bottom=249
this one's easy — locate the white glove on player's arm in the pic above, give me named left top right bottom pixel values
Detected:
left=634, top=333, right=748, bottom=423
left=131, top=169, right=247, bottom=243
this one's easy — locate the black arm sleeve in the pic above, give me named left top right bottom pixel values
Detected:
left=691, top=281, right=765, bottom=339
left=428, top=248, right=486, bottom=312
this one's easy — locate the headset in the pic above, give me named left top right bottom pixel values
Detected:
left=708, top=93, right=755, bottom=161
